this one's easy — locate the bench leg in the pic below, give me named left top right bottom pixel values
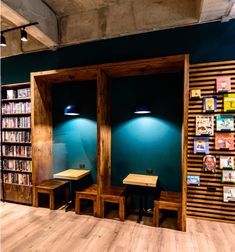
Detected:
left=49, top=191, right=55, bottom=210
left=75, top=196, right=80, bottom=214
left=93, top=199, right=97, bottom=217
left=101, top=198, right=105, bottom=218
left=119, top=198, right=125, bottom=221
left=153, top=204, right=160, bottom=227
left=177, top=208, right=182, bottom=230
left=33, top=188, right=38, bottom=207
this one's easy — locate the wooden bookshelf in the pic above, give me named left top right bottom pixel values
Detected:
left=187, top=60, right=235, bottom=224
left=1, top=82, right=32, bottom=204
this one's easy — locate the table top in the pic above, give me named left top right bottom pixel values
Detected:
left=123, top=173, right=158, bottom=187
left=53, top=169, right=91, bottom=180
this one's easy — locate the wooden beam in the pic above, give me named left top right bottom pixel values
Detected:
left=1, top=1, right=58, bottom=49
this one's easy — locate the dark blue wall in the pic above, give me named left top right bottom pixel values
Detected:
left=1, top=20, right=235, bottom=84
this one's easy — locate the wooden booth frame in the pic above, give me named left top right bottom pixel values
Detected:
left=30, top=54, right=189, bottom=231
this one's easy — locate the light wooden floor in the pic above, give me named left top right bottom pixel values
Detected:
left=1, top=202, right=235, bottom=252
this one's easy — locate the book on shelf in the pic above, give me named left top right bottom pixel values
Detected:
left=6, top=90, right=16, bottom=99
left=216, top=76, right=231, bottom=93
left=187, top=175, right=200, bottom=186
left=3, top=172, right=32, bottom=186
left=223, top=186, right=235, bottom=202
left=2, top=131, right=31, bottom=143
left=203, top=155, right=216, bottom=173
left=203, top=96, right=217, bottom=112
left=220, top=156, right=234, bottom=169
left=3, top=159, right=32, bottom=172
left=2, top=102, right=31, bottom=114
left=222, top=170, right=235, bottom=183
left=196, top=115, right=214, bottom=136
left=215, top=132, right=234, bottom=150
left=224, top=93, right=235, bottom=112
left=2, top=117, right=31, bottom=128
left=194, top=137, right=209, bottom=154
left=216, top=115, right=234, bottom=131
left=2, top=145, right=31, bottom=157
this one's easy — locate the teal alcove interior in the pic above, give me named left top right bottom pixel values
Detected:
left=52, top=81, right=97, bottom=183
left=111, top=73, right=183, bottom=192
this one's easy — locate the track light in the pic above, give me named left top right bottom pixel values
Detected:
left=0, top=34, right=6, bottom=47
left=1, top=22, right=38, bottom=47
left=21, top=29, right=28, bottom=42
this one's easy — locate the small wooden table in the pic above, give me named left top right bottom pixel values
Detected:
left=123, top=173, right=158, bottom=223
left=53, top=169, right=91, bottom=211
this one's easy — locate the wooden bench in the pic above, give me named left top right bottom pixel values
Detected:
left=101, top=186, right=127, bottom=221
left=34, top=180, right=69, bottom=210
left=75, top=184, right=97, bottom=216
left=153, top=191, right=182, bottom=230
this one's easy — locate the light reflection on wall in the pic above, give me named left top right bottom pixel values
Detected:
left=53, top=118, right=97, bottom=182
left=112, top=116, right=182, bottom=191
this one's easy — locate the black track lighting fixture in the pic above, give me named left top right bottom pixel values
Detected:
left=21, top=29, right=28, bottom=42
left=0, top=22, right=38, bottom=47
left=0, top=34, right=6, bottom=47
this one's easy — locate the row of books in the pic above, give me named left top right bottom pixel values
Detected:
left=3, top=172, right=32, bottom=186
left=2, top=145, right=31, bottom=157
left=2, top=131, right=31, bottom=143
left=2, top=102, right=31, bottom=114
left=6, top=88, right=30, bottom=99
left=2, top=117, right=31, bottom=128
left=195, top=115, right=234, bottom=136
left=2, top=159, right=32, bottom=172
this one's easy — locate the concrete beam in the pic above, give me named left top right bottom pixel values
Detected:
left=1, top=0, right=58, bottom=49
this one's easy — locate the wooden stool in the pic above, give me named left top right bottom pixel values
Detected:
left=153, top=191, right=182, bottom=230
left=34, top=180, right=69, bottom=210
left=101, top=186, right=126, bottom=221
left=75, top=184, right=97, bottom=216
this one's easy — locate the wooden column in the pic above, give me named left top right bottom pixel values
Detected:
left=96, top=69, right=111, bottom=217
left=181, top=55, right=190, bottom=231
left=31, top=74, right=53, bottom=189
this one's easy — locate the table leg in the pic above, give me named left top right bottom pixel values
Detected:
left=137, top=192, right=143, bottom=223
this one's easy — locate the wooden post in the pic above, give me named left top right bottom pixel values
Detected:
left=96, top=69, right=111, bottom=217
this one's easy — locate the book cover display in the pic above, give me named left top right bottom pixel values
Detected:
left=187, top=176, right=200, bottom=186
left=194, top=137, right=209, bottom=154
left=203, top=155, right=216, bottom=173
left=190, top=89, right=201, bottom=99
left=196, top=115, right=214, bottom=136
left=216, top=115, right=234, bottom=131
left=220, top=156, right=234, bottom=169
left=223, top=186, right=235, bottom=202
left=216, top=76, right=231, bottom=93
left=203, top=96, right=217, bottom=112
left=222, top=170, right=235, bottom=183
left=224, top=93, right=235, bottom=112
left=215, top=133, right=234, bottom=150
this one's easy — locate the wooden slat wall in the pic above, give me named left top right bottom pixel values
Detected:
left=187, top=60, right=235, bottom=223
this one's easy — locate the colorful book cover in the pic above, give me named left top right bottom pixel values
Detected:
left=220, top=156, right=234, bottom=169
left=216, top=76, right=231, bottom=93
left=194, top=137, right=209, bottom=154
left=203, top=155, right=216, bottom=173
left=222, top=170, right=235, bottom=183
left=190, top=89, right=201, bottom=99
left=187, top=176, right=200, bottom=186
left=223, top=186, right=235, bottom=202
left=224, top=93, right=235, bottom=112
left=215, top=133, right=234, bottom=150
left=196, top=115, right=214, bottom=136
left=203, top=96, right=217, bottom=112
left=216, top=115, right=234, bottom=131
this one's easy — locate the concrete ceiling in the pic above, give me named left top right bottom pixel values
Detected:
left=1, top=0, right=235, bottom=58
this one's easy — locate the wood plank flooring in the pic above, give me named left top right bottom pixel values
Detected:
left=1, top=202, right=235, bottom=252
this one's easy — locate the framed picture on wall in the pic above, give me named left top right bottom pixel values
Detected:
left=203, top=96, right=217, bottom=112
left=216, top=76, right=231, bottom=93
left=216, top=115, right=234, bottom=131
left=220, top=156, right=234, bottom=169
left=223, top=186, right=235, bottom=202
left=187, top=175, right=200, bottom=186
left=203, top=155, right=216, bottom=173
left=194, top=137, right=209, bottom=154
left=196, top=115, right=214, bottom=136
left=224, top=93, right=235, bottom=112
left=215, top=133, right=234, bottom=150
left=222, top=170, right=235, bottom=183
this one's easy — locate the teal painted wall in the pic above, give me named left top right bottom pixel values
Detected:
left=111, top=74, right=183, bottom=191
left=52, top=82, right=97, bottom=182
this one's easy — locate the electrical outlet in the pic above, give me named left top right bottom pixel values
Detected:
left=146, top=168, right=153, bottom=175
left=79, top=164, right=85, bottom=169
